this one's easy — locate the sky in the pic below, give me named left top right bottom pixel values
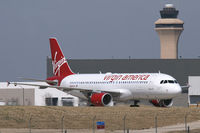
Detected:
left=0, top=0, right=200, bottom=81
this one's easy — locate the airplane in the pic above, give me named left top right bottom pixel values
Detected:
left=9, top=38, right=182, bottom=107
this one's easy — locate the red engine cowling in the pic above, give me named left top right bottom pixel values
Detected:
left=90, top=93, right=112, bottom=106
left=150, top=99, right=173, bottom=107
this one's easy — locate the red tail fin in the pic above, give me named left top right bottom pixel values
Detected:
left=49, top=38, right=74, bottom=77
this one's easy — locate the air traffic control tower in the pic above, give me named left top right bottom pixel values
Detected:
left=155, top=4, right=184, bottom=59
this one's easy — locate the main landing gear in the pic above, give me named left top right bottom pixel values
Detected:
left=130, top=100, right=140, bottom=107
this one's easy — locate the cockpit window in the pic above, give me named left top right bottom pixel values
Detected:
left=160, top=80, right=178, bottom=84
left=168, top=80, right=174, bottom=83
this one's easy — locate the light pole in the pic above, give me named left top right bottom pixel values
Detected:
left=19, top=85, right=25, bottom=106
left=124, top=114, right=127, bottom=133
left=23, top=87, right=24, bottom=106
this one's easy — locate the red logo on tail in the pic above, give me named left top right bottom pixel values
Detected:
left=49, top=38, right=74, bottom=77
left=52, top=51, right=67, bottom=76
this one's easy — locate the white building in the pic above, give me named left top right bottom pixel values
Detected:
left=188, top=76, right=200, bottom=106
left=0, top=82, right=79, bottom=106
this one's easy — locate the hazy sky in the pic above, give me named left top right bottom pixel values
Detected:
left=0, top=0, right=200, bottom=81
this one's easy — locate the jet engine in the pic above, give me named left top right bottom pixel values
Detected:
left=150, top=99, right=173, bottom=107
left=90, top=93, right=113, bottom=106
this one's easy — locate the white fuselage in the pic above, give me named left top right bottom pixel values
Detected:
left=60, top=73, right=182, bottom=101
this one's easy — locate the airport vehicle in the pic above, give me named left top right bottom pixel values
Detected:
left=10, top=38, right=182, bottom=107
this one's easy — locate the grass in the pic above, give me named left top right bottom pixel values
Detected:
left=0, top=105, right=200, bottom=130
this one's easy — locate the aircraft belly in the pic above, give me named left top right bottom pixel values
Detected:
left=65, top=90, right=88, bottom=100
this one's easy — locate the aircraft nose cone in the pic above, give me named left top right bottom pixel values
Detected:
left=167, top=85, right=182, bottom=96
left=172, top=85, right=182, bottom=95
left=176, top=86, right=182, bottom=94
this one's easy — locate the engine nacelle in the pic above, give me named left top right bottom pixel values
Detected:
left=150, top=99, right=173, bottom=107
left=90, top=93, right=113, bottom=106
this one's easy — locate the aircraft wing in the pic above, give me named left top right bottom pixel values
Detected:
left=180, top=84, right=190, bottom=93
left=17, top=77, right=58, bottom=85
left=181, top=85, right=190, bottom=88
left=7, top=82, right=121, bottom=94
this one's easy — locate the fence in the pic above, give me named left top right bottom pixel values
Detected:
left=0, top=110, right=200, bottom=133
